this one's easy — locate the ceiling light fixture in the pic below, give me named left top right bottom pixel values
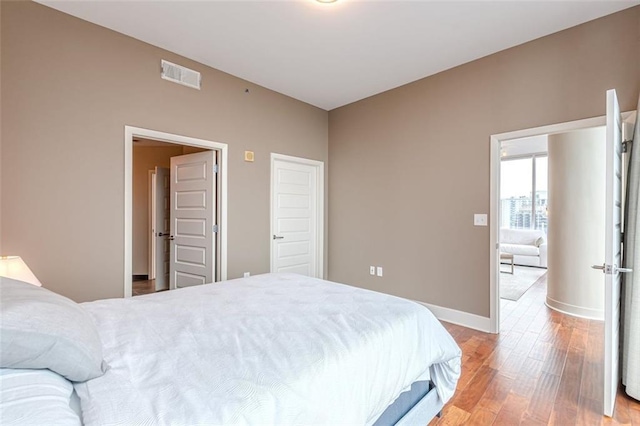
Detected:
left=316, top=0, right=338, bottom=3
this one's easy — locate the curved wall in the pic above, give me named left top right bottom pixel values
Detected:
left=546, top=127, right=606, bottom=319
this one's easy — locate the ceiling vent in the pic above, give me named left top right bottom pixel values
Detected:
left=161, top=60, right=201, bottom=90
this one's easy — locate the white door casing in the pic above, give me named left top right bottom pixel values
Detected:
left=489, top=110, right=636, bottom=334
left=149, top=171, right=156, bottom=281
left=271, top=154, right=324, bottom=278
left=170, top=151, right=216, bottom=289
left=602, top=88, right=625, bottom=417
left=124, top=126, right=228, bottom=298
left=154, top=167, right=170, bottom=291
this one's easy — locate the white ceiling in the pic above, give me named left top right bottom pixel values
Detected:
left=37, top=0, right=639, bottom=111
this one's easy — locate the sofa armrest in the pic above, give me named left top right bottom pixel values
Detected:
left=539, top=243, right=548, bottom=268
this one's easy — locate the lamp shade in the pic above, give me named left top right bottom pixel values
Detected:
left=0, top=256, right=42, bottom=287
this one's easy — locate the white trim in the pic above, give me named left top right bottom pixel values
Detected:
left=489, top=110, right=636, bottom=333
left=124, top=126, right=228, bottom=298
left=416, top=301, right=492, bottom=333
left=148, top=170, right=157, bottom=281
left=545, top=296, right=604, bottom=321
left=270, top=153, right=325, bottom=279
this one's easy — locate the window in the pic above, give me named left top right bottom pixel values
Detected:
left=500, top=155, right=548, bottom=233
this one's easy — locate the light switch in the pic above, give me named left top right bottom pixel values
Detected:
left=474, top=214, right=488, bottom=226
left=376, top=267, right=383, bottom=277
left=370, top=266, right=375, bottom=275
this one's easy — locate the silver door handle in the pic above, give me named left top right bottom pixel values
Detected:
left=273, top=235, right=284, bottom=240
left=591, top=264, right=633, bottom=274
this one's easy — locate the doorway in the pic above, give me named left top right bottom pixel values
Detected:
left=498, top=139, right=549, bottom=313
left=489, top=112, right=635, bottom=333
left=124, top=126, right=228, bottom=298
left=133, top=142, right=216, bottom=295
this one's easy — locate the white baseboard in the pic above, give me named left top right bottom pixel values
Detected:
left=416, top=301, right=492, bottom=333
left=545, top=296, right=604, bottom=321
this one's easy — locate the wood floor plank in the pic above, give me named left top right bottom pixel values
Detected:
left=492, top=392, right=528, bottom=425
left=438, top=274, right=640, bottom=426
left=483, top=346, right=512, bottom=370
left=510, top=358, right=543, bottom=399
left=466, top=407, right=497, bottom=425
left=454, top=365, right=498, bottom=413
left=457, top=354, right=485, bottom=391
left=435, top=405, right=471, bottom=426
left=628, top=395, right=640, bottom=424
left=577, top=396, right=604, bottom=426
left=475, top=374, right=514, bottom=414
left=527, top=371, right=561, bottom=423
left=498, top=330, right=524, bottom=350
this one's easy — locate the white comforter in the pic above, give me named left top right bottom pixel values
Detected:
left=75, top=273, right=461, bottom=425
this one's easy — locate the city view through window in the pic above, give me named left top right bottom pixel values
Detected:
left=500, top=156, right=548, bottom=233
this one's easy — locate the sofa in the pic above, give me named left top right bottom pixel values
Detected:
left=500, top=228, right=548, bottom=268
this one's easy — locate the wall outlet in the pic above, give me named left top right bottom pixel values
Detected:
left=474, top=214, right=488, bottom=226
left=243, top=272, right=250, bottom=278
left=369, top=266, right=376, bottom=275
left=376, top=267, right=383, bottom=277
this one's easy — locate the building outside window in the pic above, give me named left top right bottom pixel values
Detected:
left=500, top=155, right=548, bottom=233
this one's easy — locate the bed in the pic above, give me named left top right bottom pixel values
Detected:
left=0, top=273, right=461, bottom=425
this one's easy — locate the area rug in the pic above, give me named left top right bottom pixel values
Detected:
left=500, top=265, right=547, bottom=301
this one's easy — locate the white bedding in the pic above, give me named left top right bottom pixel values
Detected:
left=75, top=273, right=461, bottom=425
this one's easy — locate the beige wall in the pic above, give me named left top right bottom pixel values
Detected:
left=547, top=127, right=606, bottom=319
left=132, top=145, right=184, bottom=275
left=0, top=1, right=328, bottom=302
left=328, top=7, right=640, bottom=317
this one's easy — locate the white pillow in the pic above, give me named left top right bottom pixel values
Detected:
left=0, top=368, right=81, bottom=425
left=0, top=277, right=107, bottom=382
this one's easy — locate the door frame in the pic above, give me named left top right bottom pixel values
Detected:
left=124, top=126, right=228, bottom=298
left=270, top=153, right=325, bottom=279
left=489, top=111, right=635, bottom=333
left=148, top=169, right=156, bottom=281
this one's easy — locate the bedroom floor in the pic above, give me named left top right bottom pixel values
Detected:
left=430, top=274, right=640, bottom=425
left=132, top=279, right=161, bottom=296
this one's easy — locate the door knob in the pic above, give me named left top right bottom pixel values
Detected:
left=273, top=235, right=284, bottom=240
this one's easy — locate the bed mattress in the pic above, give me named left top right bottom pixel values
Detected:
left=74, top=273, right=461, bottom=425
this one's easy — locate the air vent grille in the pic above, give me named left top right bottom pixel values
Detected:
left=161, top=60, right=201, bottom=90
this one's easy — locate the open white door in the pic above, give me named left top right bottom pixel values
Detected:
left=154, top=167, right=170, bottom=291
left=271, top=154, right=323, bottom=278
left=594, top=89, right=631, bottom=417
left=169, top=151, right=216, bottom=289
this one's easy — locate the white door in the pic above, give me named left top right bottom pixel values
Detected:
left=598, top=89, right=629, bottom=416
left=271, top=154, right=323, bottom=277
left=154, top=167, right=170, bottom=291
left=170, top=151, right=216, bottom=289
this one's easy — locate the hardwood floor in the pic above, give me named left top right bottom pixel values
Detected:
left=132, top=279, right=159, bottom=296
left=429, top=273, right=640, bottom=425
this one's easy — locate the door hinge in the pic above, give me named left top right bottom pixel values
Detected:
left=622, top=140, right=632, bottom=153
left=213, top=164, right=219, bottom=173
left=213, top=224, right=219, bottom=233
